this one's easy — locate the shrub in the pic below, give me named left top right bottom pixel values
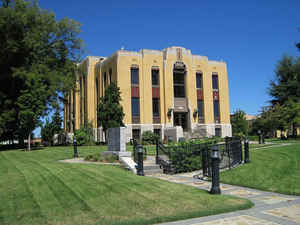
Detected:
left=84, top=152, right=119, bottom=163
left=74, top=121, right=95, bottom=146
left=170, top=146, right=203, bottom=173
left=74, top=129, right=89, bottom=146
left=142, top=131, right=159, bottom=145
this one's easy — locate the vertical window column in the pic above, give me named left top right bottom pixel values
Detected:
left=212, top=73, right=220, bottom=123
left=152, top=68, right=160, bottom=123
left=131, top=66, right=140, bottom=124
left=196, top=72, right=204, bottom=123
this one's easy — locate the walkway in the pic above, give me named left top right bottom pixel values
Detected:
left=148, top=172, right=300, bottom=225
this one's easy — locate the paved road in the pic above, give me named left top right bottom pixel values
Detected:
left=148, top=173, right=300, bottom=225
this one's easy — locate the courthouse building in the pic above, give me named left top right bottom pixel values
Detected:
left=64, top=46, right=232, bottom=142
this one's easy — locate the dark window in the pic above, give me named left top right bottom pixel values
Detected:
left=132, top=129, right=140, bottom=140
left=173, top=72, right=185, bottom=97
left=131, top=68, right=139, bottom=85
left=196, top=73, right=202, bottom=89
left=109, top=68, right=112, bottom=83
left=214, top=100, right=220, bottom=117
left=152, top=69, right=159, bottom=86
left=132, top=97, right=140, bottom=116
left=212, top=74, right=219, bottom=90
left=152, top=98, right=160, bottom=116
left=104, top=72, right=107, bottom=88
left=154, top=129, right=161, bottom=137
left=197, top=100, right=204, bottom=117
left=215, top=128, right=221, bottom=137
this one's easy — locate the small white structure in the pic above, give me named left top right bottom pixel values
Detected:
left=164, top=126, right=184, bottom=142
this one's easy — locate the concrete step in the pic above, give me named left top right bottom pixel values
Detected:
left=144, top=168, right=164, bottom=175
left=144, top=165, right=161, bottom=170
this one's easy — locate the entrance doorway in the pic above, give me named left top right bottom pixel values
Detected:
left=173, top=112, right=187, bottom=131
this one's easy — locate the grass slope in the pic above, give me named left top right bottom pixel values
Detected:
left=221, top=141, right=300, bottom=195
left=0, top=146, right=252, bottom=225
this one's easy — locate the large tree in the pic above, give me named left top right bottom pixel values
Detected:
left=97, top=83, right=125, bottom=142
left=269, top=56, right=300, bottom=104
left=268, top=54, right=300, bottom=136
left=0, top=0, right=83, bottom=149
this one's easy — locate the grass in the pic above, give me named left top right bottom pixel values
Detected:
left=221, top=140, right=300, bottom=195
left=0, top=146, right=252, bottom=225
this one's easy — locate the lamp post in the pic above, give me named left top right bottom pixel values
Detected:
left=73, top=137, right=78, bottom=158
left=244, top=136, right=250, bottom=163
left=258, top=130, right=262, bottom=144
left=210, top=145, right=221, bottom=194
left=137, top=145, right=144, bottom=176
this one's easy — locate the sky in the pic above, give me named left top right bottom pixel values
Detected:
left=35, top=0, right=300, bottom=136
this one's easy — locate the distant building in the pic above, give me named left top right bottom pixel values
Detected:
left=64, top=46, right=232, bottom=141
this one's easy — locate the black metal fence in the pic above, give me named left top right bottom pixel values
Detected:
left=155, top=137, right=243, bottom=175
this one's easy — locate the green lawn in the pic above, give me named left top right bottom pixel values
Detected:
left=221, top=140, right=300, bottom=195
left=0, top=146, right=251, bottom=225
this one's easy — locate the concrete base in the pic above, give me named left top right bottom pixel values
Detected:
left=103, top=151, right=131, bottom=157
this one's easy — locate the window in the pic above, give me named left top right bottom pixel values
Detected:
left=154, top=129, right=161, bottom=138
left=214, top=100, right=220, bottom=123
left=152, top=69, right=159, bottom=86
left=197, top=100, right=204, bottom=117
left=173, top=73, right=185, bottom=97
left=131, top=97, right=140, bottom=116
left=132, top=129, right=140, bottom=140
left=131, top=68, right=139, bottom=85
left=215, top=128, right=221, bottom=137
left=196, top=72, right=202, bottom=89
left=109, top=68, right=112, bottom=83
left=152, top=98, right=160, bottom=116
left=104, top=72, right=107, bottom=88
left=212, top=74, right=219, bottom=90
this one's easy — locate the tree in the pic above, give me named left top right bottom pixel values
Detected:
left=0, top=0, right=83, bottom=149
left=231, top=109, right=248, bottom=137
left=97, top=83, right=125, bottom=142
left=268, top=53, right=300, bottom=137
left=269, top=56, right=300, bottom=105
left=41, top=109, right=62, bottom=146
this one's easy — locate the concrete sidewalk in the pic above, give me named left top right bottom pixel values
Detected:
left=148, top=173, right=300, bottom=225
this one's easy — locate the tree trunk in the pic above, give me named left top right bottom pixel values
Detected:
left=28, top=133, right=31, bottom=151
left=292, top=123, right=297, bottom=137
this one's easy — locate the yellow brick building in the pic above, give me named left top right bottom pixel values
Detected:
left=64, top=46, right=232, bottom=141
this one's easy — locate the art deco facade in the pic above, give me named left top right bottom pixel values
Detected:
left=64, top=46, right=232, bottom=141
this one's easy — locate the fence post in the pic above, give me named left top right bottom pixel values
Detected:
left=239, top=137, right=243, bottom=163
left=225, top=137, right=231, bottom=170
left=244, top=136, right=250, bottom=163
left=155, top=138, right=159, bottom=164
left=137, top=145, right=144, bottom=176
left=73, top=137, right=78, bottom=158
left=202, top=145, right=208, bottom=176
left=210, top=145, right=221, bottom=194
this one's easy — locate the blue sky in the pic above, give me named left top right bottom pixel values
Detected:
left=35, top=0, right=299, bottom=135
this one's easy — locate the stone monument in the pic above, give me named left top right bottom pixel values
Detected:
left=105, top=127, right=131, bottom=157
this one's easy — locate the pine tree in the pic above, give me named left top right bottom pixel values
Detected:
left=97, top=83, right=125, bottom=142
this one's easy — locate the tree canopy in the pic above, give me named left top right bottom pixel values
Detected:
left=0, top=0, right=83, bottom=148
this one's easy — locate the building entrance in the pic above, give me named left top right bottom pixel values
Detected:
left=173, top=112, right=188, bottom=131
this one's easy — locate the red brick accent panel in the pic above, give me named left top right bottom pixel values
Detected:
left=152, top=87, right=160, bottom=98
left=197, top=89, right=203, bottom=100
left=131, top=86, right=139, bottom=97
left=213, top=91, right=219, bottom=100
